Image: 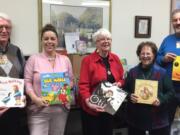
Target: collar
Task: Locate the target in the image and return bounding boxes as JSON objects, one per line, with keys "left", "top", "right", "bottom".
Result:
{"left": 92, "top": 50, "right": 114, "bottom": 63}
{"left": 0, "top": 42, "right": 9, "bottom": 55}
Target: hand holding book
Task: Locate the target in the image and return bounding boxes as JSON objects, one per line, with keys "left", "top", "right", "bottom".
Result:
{"left": 33, "top": 97, "right": 49, "bottom": 107}
{"left": 130, "top": 93, "right": 160, "bottom": 106}
{"left": 89, "top": 81, "right": 127, "bottom": 115}
{"left": 130, "top": 93, "right": 138, "bottom": 104}
{"left": 85, "top": 98, "right": 105, "bottom": 112}
{"left": 0, "top": 107, "right": 9, "bottom": 116}
{"left": 152, "top": 98, "right": 160, "bottom": 106}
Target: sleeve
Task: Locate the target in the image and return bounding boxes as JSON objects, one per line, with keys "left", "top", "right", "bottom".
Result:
{"left": 78, "top": 57, "right": 91, "bottom": 101}
{"left": 123, "top": 70, "right": 135, "bottom": 100}
{"left": 158, "top": 73, "right": 175, "bottom": 105}
{"left": 65, "top": 56, "right": 74, "bottom": 87}
{"left": 17, "top": 47, "right": 26, "bottom": 78}
{"left": 24, "top": 55, "right": 35, "bottom": 93}
{"left": 117, "top": 57, "right": 125, "bottom": 86}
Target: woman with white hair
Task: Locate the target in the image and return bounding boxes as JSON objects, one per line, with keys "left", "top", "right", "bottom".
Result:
{"left": 78, "top": 28, "right": 124, "bottom": 135}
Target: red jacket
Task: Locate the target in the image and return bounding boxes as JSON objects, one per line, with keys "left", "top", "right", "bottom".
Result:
{"left": 78, "top": 51, "right": 124, "bottom": 115}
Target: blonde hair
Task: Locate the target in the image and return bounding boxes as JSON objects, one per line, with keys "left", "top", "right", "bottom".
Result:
{"left": 92, "top": 28, "right": 111, "bottom": 42}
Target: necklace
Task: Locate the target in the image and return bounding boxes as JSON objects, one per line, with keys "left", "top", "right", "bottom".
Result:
{"left": 48, "top": 57, "right": 55, "bottom": 62}
{"left": 107, "top": 69, "right": 111, "bottom": 75}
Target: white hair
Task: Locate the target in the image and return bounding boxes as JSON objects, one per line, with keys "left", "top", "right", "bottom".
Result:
{"left": 0, "top": 12, "right": 12, "bottom": 25}
{"left": 92, "top": 28, "right": 111, "bottom": 42}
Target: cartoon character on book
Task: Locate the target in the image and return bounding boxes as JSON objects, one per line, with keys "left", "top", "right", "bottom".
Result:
{"left": 13, "top": 85, "right": 22, "bottom": 105}
{"left": 139, "top": 86, "right": 153, "bottom": 100}
{"left": 43, "top": 92, "right": 55, "bottom": 103}
{"left": 104, "top": 90, "right": 114, "bottom": 103}
{"left": 172, "top": 56, "right": 180, "bottom": 81}
{"left": 1, "top": 92, "right": 12, "bottom": 104}
{"left": 58, "top": 84, "right": 71, "bottom": 104}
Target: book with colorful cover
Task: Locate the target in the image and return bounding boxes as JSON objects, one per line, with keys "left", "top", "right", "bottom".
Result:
{"left": 0, "top": 77, "right": 25, "bottom": 107}
{"left": 172, "top": 56, "right": 180, "bottom": 81}
{"left": 89, "top": 81, "right": 127, "bottom": 115}
{"left": 134, "top": 79, "right": 158, "bottom": 104}
{"left": 41, "top": 72, "right": 72, "bottom": 105}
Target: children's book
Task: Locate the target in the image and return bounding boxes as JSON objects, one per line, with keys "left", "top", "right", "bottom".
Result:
{"left": 41, "top": 72, "right": 72, "bottom": 105}
{"left": 0, "top": 77, "right": 24, "bottom": 107}
{"left": 134, "top": 79, "right": 158, "bottom": 104}
{"left": 89, "top": 81, "right": 127, "bottom": 115}
{"left": 172, "top": 56, "right": 180, "bottom": 81}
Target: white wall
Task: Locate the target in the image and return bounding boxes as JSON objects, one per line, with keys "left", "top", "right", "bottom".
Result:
{"left": 0, "top": 0, "right": 39, "bottom": 55}
{"left": 111, "top": 0, "right": 171, "bottom": 66}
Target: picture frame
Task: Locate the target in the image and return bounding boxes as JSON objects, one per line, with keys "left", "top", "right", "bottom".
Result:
{"left": 171, "top": 0, "right": 180, "bottom": 11}
{"left": 134, "top": 16, "right": 152, "bottom": 38}
{"left": 40, "top": 0, "right": 111, "bottom": 53}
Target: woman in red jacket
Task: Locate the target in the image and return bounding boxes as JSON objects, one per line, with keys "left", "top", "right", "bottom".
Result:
{"left": 78, "top": 28, "right": 124, "bottom": 135}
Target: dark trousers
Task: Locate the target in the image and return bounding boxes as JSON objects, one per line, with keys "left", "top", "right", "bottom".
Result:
{"left": 0, "top": 108, "right": 29, "bottom": 135}
{"left": 81, "top": 109, "right": 113, "bottom": 135}
{"left": 128, "top": 125, "right": 170, "bottom": 135}
{"left": 168, "top": 97, "right": 176, "bottom": 125}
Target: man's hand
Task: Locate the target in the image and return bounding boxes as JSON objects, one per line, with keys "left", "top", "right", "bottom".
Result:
{"left": 163, "top": 53, "right": 176, "bottom": 63}
{"left": 0, "top": 107, "right": 9, "bottom": 116}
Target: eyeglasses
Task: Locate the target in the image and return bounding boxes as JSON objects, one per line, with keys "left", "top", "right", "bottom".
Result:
{"left": 0, "top": 25, "right": 11, "bottom": 32}
{"left": 97, "top": 37, "right": 112, "bottom": 42}
{"left": 140, "top": 53, "right": 152, "bottom": 57}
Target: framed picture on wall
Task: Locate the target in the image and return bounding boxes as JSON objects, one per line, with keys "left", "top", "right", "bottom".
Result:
{"left": 134, "top": 16, "right": 152, "bottom": 38}
{"left": 41, "top": 0, "right": 110, "bottom": 53}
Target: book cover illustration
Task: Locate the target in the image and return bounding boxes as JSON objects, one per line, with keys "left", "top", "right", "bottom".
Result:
{"left": 134, "top": 79, "right": 158, "bottom": 104}
{"left": 0, "top": 77, "right": 24, "bottom": 107}
{"left": 172, "top": 56, "right": 180, "bottom": 81}
{"left": 41, "top": 72, "right": 72, "bottom": 105}
{"left": 89, "top": 81, "right": 127, "bottom": 115}
{"left": 75, "top": 40, "right": 87, "bottom": 55}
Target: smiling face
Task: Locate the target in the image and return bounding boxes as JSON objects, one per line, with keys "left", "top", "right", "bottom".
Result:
{"left": 96, "top": 35, "right": 112, "bottom": 56}
{"left": 172, "top": 12, "right": 180, "bottom": 35}
{"left": 139, "top": 45, "right": 155, "bottom": 68}
{"left": 0, "top": 18, "right": 11, "bottom": 46}
{"left": 42, "top": 31, "right": 58, "bottom": 55}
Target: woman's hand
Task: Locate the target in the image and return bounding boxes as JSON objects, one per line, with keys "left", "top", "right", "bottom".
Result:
{"left": 85, "top": 98, "right": 105, "bottom": 112}
{"left": 113, "top": 82, "right": 122, "bottom": 88}
{"left": 33, "top": 97, "right": 49, "bottom": 107}
{"left": 152, "top": 98, "right": 160, "bottom": 106}
{"left": 130, "top": 93, "right": 138, "bottom": 103}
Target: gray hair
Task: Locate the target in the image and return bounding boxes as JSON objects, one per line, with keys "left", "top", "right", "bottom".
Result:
{"left": 0, "top": 12, "right": 12, "bottom": 25}
{"left": 171, "top": 9, "right": 180, "bottom": 19}
{"left": 92, "top": 28, "right": 111, "bottom": 42}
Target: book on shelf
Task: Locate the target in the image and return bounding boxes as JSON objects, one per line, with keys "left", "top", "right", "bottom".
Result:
{"left": 40, "top": 72, "right": 72, "bottom": 105}
{"left": 172, "top": 56, "right": 180, "bottom": 81}
{"left": 64, "top": 32, "right": 79, "bottom": 54}
{"left": 134, "top": 79, "right": 158, "bottom": 104}
{"left": 89, "top": 81, "right": 127, "bottom": 115}
{"left": 0, "top": 77, "right": 25, "bottom": 107}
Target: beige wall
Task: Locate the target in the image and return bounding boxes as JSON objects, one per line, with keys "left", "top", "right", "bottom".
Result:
{"left": 111, "top": 0, "right": 171, "bottom": 66}
{"left": 0, "top": 0, "right": 39, "bottom": 55}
